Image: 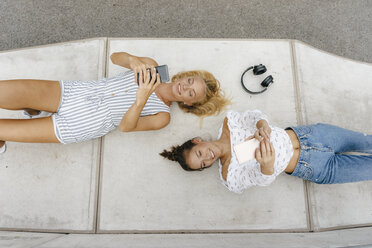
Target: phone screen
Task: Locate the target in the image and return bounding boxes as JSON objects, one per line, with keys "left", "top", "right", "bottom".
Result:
{"left": 155, "top": 65, "right": 170, "bottom": 83}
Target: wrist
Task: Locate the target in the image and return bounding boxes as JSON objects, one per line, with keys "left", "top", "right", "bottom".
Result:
{"left": 261, "top": 163, "right": 274, "bottom": 175}
{"left": 128, "top": 55, "right": 137, "bottom": 68}
{"left": 261, "top": 167, "right": 274, "bottom": 175}
{"left": 134, "top": 98, "right": 146, "bottom": 107}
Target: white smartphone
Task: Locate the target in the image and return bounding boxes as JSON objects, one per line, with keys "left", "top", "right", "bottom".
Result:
{"left": 233, "top": 138, "right": 260, "bottom": 164}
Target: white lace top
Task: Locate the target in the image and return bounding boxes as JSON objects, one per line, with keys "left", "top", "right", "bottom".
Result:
{"left": 217, "top": 110, "right": 293, "bottom": 194}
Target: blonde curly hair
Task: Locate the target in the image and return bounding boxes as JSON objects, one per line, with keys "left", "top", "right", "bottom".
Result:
{"left": 172, "top": 70, "right": 230, "bottom": 117}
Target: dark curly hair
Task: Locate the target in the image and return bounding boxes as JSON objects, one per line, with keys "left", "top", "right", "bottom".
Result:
{"left": 160, "top": 139, "right": 199, "bottom": 171}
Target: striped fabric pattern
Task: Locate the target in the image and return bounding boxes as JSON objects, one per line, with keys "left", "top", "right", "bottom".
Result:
{"left": 52, "top": 71, "right": 170, "bottom": 144}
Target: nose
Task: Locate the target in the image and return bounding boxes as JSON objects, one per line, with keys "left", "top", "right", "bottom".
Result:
{"left": 182, "top": 83, "right": 191, "bottom": 91}
{"left": 203, "top": 150, "right": 212, "bottom": 160}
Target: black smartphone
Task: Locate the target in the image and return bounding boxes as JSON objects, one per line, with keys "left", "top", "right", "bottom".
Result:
{"left": 137, "top": 65, "right": 170, "bottom": 84}
{"left": 155, "top": 65, "right": 170, "bottom": 82}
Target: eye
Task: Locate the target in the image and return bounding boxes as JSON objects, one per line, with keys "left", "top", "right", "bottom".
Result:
{"left": 188, "top": 78, "right": 192, "bottom": 84}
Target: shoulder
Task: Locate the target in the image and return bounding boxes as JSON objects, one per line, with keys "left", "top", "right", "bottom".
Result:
{"left": 222, "top": 111, "right": 236, "bottom": 126}
{"left": 221, "top": 159, "right": 230, "bottom": 181}
{"left": 158, "top": 111, "right": 170, "bottom": 120}
{"left": 222, "top": 116, "right": 229, "bottom": 129}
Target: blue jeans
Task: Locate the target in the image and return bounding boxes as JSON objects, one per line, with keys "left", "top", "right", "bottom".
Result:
{"left": 287, "top": 123, "right": 372, "bottom": 184}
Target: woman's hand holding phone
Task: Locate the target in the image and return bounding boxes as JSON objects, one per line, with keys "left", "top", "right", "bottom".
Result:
{"left": 135, "top": 66, "right": 160, "bottom": 105}
{"left": 129, "top": 56, "right": 152, "bottom": 85}
{"left": 244, "top": 124, "right": 271, "bottom": 143}
{"left": 255, "top": 120, "right": 272, "bottom": 140}
{"left": 254, "top": 129, "right": 275, "bottom": 175}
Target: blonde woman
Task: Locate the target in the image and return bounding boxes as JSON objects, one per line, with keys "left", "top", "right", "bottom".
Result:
{"left": 0, "top": 52, "right": 229, "bottom": 153}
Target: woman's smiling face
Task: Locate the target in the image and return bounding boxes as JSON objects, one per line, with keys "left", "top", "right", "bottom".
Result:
{"left": 172, "top": 76, "right": 207, "bottom": 106}
{"left": 185, "top": 138, "right": 221, "bottom": 170}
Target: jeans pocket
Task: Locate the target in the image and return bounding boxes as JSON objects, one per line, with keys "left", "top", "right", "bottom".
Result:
{"left": 298, "top": 126, "right": 313, "bottom": 138}
{"left": 298, "top": 163, "right": 314, "bottom": 181}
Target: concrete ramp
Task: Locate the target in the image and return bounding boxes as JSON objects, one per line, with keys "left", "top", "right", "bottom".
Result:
{"left": 293, "top": 41, "right": 372, "bottom": 230}
{"left": 2, "top": 228, "right": 372, "bottom": 248}
{"left": 0, "top": 38, "right": 371, "bottom": 234}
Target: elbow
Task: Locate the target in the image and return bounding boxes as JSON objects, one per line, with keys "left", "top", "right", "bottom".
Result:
{"left": 110, "top": 53, "right": 118, "bottom": 65}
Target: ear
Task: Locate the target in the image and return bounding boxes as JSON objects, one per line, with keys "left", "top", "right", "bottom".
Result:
{"left": 191, "top": 137, "right": 202, "bottom": 144}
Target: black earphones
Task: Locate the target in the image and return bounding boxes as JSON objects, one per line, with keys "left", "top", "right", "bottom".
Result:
{"left": 240, "top": 64, "right": 274, "bottom": 95}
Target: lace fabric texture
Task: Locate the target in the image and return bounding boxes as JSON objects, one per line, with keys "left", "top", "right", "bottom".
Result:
{"left": 217, "top": 110, "right": 294, "bottom": 194}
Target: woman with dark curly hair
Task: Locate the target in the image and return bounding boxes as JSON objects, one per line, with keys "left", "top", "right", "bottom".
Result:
{"left": 161, "top": 110, "right": 372, "bottom": 194}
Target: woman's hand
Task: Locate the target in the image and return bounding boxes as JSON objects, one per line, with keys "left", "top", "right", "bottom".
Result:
{"left": 254, "top": 119, "right": 272, "bottom": 140}
{"left": 110, "top": 52, "right": 158, "bottom": 82}
{"left": 245, "top": 126, "right": 271, "bottom": 142}
{"left": 135, "top": 66, "right": 160, "bottom": 105}
{"left": 255, "top": 130, "right": 275, "bottom": 175}
{"left": 129, "top": 56, "right": 153, "bottom": 85}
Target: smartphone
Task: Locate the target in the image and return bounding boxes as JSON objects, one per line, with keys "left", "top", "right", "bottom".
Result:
{"left": 233, "top": 138, "right": 260, "bottom": 164}
{"left": 137, "top": 65, "right": 170, "bottom": 84}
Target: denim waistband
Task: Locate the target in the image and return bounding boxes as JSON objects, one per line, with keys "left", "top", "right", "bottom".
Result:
{"left": 286, "top": 125, "right": 312, "bottom": 139}
{"left": 284, "top": 126, "right": 312, "bottom": 177}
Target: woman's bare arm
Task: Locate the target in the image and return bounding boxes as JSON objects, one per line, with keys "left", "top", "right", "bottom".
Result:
{"left": 111, "top": 52, "right": 159, "bottom": 84}
{"left": 118, "top": 112, "right": 170, "bottom": 132}
{"left": 117, "top": 67, "right": 169, "bottom": 132}
{"left": 110, "top": 52, "right": 158, "bottom": 69}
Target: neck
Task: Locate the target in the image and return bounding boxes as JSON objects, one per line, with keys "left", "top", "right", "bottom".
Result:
{"left": 156, "top": 83, "right": 178, "bottom": 104}
{"left": 212, "top": 138, "right": 230, "bottom": 160}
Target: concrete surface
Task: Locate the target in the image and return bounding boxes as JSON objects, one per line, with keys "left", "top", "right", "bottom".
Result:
{"left": 2, "top": 227, "right": 372, "bottom": 248}
{"left": 0, "top": 39, "right": 106, "bottom": 232}
{"left": 98, "top": 39, "right": 307, "bottom": 232}
{"left": 293, "top": 41, "right": 372, "bottom": 230}
{"left": 0, "top": 231, "right": 63, "bottom": 248}
{"left": 0, "top": 0, "right": 371, "bottom": 64}
{"left": 0, "top": 38, "right": 371, "bottom": 236}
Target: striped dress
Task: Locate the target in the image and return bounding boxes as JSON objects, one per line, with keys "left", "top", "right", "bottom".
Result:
{"left": 52, "top": 71, "right": 170, "bottom": 144}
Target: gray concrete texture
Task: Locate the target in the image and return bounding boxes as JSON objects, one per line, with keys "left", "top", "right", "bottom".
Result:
{"left": 1, "top": 38, "right": 372, "bottom": 234}
{"left": 0, "top": 0, "right": 371, "bottom": 63}
{"left": 2, "top": 228, "right": 372, "bottom": 248}
{"left": 100, "top": 39, "right": 307, "bottom": 232}
{"left": 0, "top": 39, "right": 106, "bottom": 232}
{"left": 294, "top": 42, "right": 372, "bottom": 230}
